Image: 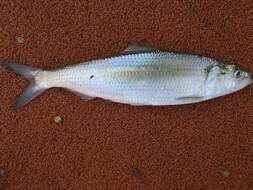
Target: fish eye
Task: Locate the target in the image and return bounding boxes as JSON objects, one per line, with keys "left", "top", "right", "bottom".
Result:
{"left": 234, "top": 70, "right": 243, "bottom": 78}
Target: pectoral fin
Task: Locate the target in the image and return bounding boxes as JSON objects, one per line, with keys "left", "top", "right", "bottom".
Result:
{"left": 122, "top": 42, "right": 161, "bottom": 54}
{"left": 176, "top": 96, "right": 204, "bottom": 103}
{"left": 80, "top": 95, "right": 95, "bottom": 101}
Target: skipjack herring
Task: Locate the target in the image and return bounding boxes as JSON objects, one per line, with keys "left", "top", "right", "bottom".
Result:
{"left": 2, "top": 43, "right": 252, "bottom": 111}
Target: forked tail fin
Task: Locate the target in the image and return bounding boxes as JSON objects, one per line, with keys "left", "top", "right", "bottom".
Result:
{"left": 1, "top": 61, "right": 48, "bottom": 111}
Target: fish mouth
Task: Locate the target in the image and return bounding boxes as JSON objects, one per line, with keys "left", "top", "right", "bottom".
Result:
{"left": 250, "top": 73, "right": 253, "bottom": 81}
{"left": 249, "top": 73, "right": 253, "bottom": 84}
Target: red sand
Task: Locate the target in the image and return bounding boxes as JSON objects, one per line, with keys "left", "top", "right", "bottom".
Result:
{"left": 0, "top": 1, "right": 252, "bottom": 189}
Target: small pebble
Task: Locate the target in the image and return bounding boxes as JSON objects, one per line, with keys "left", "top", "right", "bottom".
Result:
{"left": 15, "top": 36, "right": 25, "bottom": 44}
{"left": 222, "top": 170, "right": 230, "bottom": 177}
{"left": 95, "top": 121, "right": 103, "bottom": 128}
{"left": 131, "top": 167, "right": 142, "bottom": 177}
{"left": 0, "top": 168, "right": 7, "bottom": 177}
{"left": 54, "top": 116, "right": 62, "bottom": 123}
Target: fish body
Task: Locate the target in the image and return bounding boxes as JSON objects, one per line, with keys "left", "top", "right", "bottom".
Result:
{"left": 44, "top": 52, "right": 212, "bottom": 105}
{"left": 2, "top": 43, "right": 252, "bottom": 110}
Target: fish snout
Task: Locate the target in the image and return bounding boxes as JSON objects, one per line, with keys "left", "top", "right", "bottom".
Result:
{"left": 249, "top": 72, "right": 253, "bottom": 81}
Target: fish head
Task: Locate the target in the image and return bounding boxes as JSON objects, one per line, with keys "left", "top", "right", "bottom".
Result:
{"left": 205, "top": 63, "right": 252, "bottom": 97}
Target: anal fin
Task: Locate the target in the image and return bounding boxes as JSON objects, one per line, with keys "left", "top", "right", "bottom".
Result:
{"left": 69, "top": 90, "right": 95, "bottom": 101}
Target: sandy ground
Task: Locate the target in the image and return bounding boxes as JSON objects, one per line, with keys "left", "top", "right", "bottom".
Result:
{"left": 0, "top": 0, "right": 252, "bottom": 189}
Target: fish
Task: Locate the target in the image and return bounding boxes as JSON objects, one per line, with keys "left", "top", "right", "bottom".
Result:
{"left": 1, "top": 42, "right": 252, "bottom": 111}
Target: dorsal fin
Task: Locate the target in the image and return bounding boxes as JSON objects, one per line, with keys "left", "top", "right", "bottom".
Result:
{"left": 122, "top": 42, "right": 161, "bottom": 54}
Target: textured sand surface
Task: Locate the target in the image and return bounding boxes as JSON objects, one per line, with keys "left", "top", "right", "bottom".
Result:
{"left": 0, "top": 0, "right": 252, "bottom": 189}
